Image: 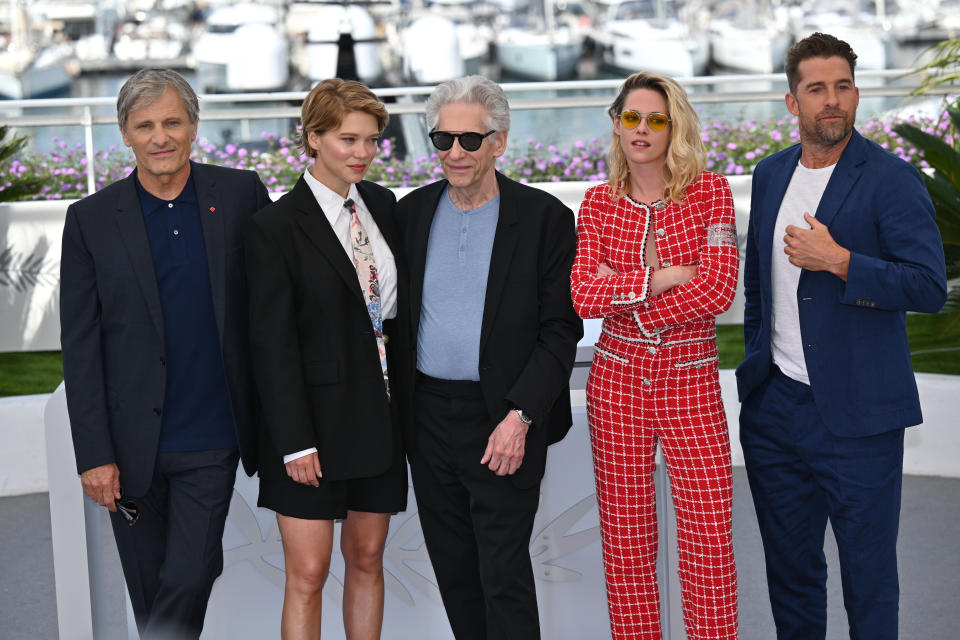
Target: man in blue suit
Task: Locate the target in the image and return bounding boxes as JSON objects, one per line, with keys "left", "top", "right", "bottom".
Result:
{"left": 60, "top": 68, "right": 270, "bottom": 638}
{"left": 736, "top": 33, "right": 947, "bottom": 639}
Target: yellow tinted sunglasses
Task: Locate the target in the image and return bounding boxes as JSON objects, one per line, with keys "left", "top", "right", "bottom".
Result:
{"left": 618, "top": 110, "right": 671, "bottom": 132}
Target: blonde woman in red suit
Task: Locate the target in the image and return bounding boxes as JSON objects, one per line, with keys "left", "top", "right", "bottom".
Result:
{"left": 570, "top": 72, "right": 740, "bottom": 639}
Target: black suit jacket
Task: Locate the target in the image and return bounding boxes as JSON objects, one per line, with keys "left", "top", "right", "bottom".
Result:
{"left": 244, "top": 177, "right": 411, "bottom": 482}
{"left": 60, "top": 162, "right": 272, "bottom": 496}
{"left": 397, "top": 172, "right": 583, "bottom": 487}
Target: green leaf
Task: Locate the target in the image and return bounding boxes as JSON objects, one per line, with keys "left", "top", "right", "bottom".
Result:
{"left": 0, "top": 125, "right": 30, "bottom": 164}
{"left": 0, "top": 179, "right": 47, "bottom": 203}
{"left": 894, "top": 123, "right": 960, "bottom": 184}
{"left": 910, "top": 38, "right": 960, "bottom": 94}
{"left": 948, "top": 101, "right": 960, "bottom": 135}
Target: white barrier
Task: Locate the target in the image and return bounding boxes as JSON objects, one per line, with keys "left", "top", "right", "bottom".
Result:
{"left": 0, "top": 199, "right": 71, "bottom": 352}
{"left": 43, "top": 370, "right": 960, "bottom": 639}
{"left": 45, "top": 384, "right": 622, "bottom": 640}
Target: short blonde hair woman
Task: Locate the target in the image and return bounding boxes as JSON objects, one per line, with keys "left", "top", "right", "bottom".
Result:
{"left": 245, "top": 78, "right": 409, "bottom": 640}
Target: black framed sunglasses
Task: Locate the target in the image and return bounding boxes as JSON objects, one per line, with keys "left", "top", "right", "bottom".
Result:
{"left": 618, "top": 110, "right": 672, "bottom": 132}
{"left": 115, "top": 491, "right": 140, "bottom": 527}
{"left": 428, "top": 130, "right": 496, "bottom": 152}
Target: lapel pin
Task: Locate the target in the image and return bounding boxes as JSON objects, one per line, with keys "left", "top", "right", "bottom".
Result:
{"left": 209, "top": 206, "right": 216, "bottom": 213}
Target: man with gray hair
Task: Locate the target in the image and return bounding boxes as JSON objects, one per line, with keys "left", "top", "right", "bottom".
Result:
{"left": 60, "top": 68, "right": 270, "bottom": 638}
{"left": 396, "top": 75, "right": 582, "bottom": 639}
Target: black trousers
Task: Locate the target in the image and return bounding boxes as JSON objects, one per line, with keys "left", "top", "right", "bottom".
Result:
{"left": 410, "top": 373, "right": 542, "bottom": 640}
{"left": 109, "top": 448, "right": 239, "bottom": 640}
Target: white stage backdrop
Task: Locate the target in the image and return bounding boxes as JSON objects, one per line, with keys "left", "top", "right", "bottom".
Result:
{"left": 205, "top": 406, "right": 613, "bottom": 640}
{"left": 45, "top": 383, "right": 696, "bottom": 640}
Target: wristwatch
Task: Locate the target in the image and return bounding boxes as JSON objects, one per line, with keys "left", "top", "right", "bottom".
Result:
{"left": 513, "top": 408, "right": 533, "bottom": 424}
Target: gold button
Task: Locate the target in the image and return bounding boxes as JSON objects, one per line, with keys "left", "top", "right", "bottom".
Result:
{"left": 382, "top": 333, "right": 389, "bottom": 344}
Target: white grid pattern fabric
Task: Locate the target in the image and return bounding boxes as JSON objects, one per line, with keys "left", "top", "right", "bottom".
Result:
{"left": 570, "top": 172, "right": 739, "bottom": 339}
{"left": 571, "top": 171, "right": 739, "bottom": 639}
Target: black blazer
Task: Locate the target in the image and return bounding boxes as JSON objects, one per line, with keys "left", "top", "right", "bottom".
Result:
{"left": 60, "top": 162, "right": 272, "bottom": 496}
{"left": 397, "top": 172, "right": 583, "bottom": 487}
{"left": 244, "top": 177, "right": 411, "bottom": 482}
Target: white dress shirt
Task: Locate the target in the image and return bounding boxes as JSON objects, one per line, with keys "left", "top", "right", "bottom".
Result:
{"left": 285, "top": 171, "right": 397, "bottom": 464}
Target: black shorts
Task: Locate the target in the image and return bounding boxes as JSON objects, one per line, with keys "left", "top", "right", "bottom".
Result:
{"left": 258, "top": 442, "right": 407, "bottom": 520}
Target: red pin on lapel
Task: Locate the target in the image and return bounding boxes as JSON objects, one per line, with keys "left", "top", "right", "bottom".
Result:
{"left": 209, "top": 206, "right": 216, "bottom": 213}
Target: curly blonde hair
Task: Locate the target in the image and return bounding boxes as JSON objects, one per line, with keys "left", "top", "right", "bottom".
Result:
{"left": 606, "top": 72, "right": 705, "bottom": 204}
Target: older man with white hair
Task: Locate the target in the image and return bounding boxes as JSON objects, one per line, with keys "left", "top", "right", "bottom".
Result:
{"left": 396, "top": 75, "right": 582, "bottom": 640}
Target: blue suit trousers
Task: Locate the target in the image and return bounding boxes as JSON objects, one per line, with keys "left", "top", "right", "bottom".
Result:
{"left": 740, "top": 366, "right": 904, "bottom": 640}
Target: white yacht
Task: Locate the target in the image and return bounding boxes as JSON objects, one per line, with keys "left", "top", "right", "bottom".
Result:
{"left": 113, "top": 14, "right": 187, "bottom": 63}
{"left": 709, "top": 0, "right": 792, "bottom": 73}
{"left": 403, "top": 15, "right": 464, "bottom": 85}
{"left": 287, "top": 2, "right": 385, "bottom": 86}
{"left": 0, "top": 1, "right": 73, "bottom": 99}
{"left": 589, "top": 0, "right": 708, "bottom": 77}
{"left": 792, "top": 1, "right": 890, "bottom": 71}
{"left": 192, "top": 3, "right": 289, "bottom": 92}
{"left": 496, "top": 0, "right": 583, "bottom": 80}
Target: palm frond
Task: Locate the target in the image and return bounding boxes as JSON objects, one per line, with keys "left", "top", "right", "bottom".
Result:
{"left": 0, "top": 125, "right": 44, "bottom": 202}
{"left": 909, "top": 38, "right": 960, "bottom": 95}
{"left": 0, "top": 125, "right": 30, "bottom": 163}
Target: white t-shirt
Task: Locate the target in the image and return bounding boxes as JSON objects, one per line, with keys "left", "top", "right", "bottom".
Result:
{"left": 770, "top": 161, "right": 836, "bottom": 385}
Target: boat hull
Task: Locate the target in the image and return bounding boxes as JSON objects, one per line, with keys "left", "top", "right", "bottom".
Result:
{"left": 496, "top": 38, "right": 581, "bottom": 80}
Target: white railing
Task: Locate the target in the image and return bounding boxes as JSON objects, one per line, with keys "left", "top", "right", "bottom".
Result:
{"left": 2, "top": 69, "right": 953, "bottom": 196}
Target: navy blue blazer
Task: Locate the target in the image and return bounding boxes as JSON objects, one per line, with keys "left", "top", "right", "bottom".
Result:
{"left": 60, "top": 162, "right": 271, "bottom": 496}
{"left": 736, "top": 129, "right": 947, "bottom": 437}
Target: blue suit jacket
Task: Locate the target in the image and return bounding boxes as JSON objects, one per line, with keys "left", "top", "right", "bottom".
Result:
{"left": 60, "top": 162, "right": 271, "bottom": 496}
{"left": 735, "top": 130, "right": 947, "bottom": 437}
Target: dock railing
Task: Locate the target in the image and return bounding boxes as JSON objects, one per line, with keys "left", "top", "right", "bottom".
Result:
{"left": 1, "top": 69, "right": 954, "bottom": 196}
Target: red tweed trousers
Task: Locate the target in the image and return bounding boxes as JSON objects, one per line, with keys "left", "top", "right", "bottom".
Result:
{"left": 587, "top": 336, "right": 738, "bottom": 640}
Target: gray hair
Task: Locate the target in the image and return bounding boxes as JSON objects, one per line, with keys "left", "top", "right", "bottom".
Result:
{"left": 424, "top": 75, "right": 510, "bottom": 133}
{"left": 116, "top": 68, "right": 199, "bottom": 131}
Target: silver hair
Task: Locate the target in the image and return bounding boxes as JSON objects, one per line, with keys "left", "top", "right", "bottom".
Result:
{"left": 424, "top": 75, "right": 511, "bottom": 133}
{"left": 116, "top": 68, "right": 199, "bottom": 131}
